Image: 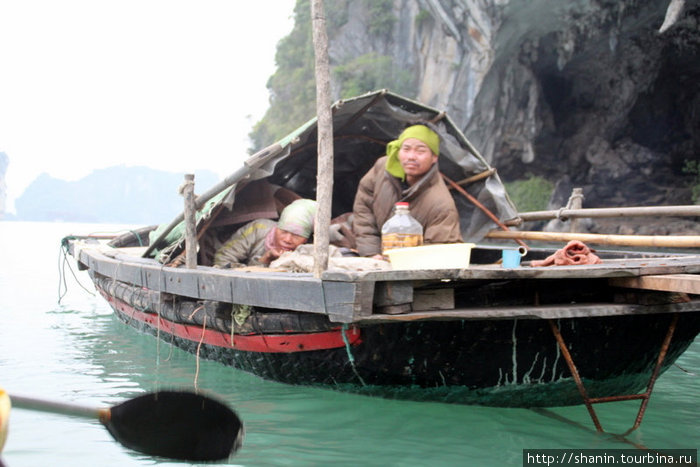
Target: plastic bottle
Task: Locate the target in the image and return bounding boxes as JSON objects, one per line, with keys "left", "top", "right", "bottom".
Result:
{"left": 381, "top": 202, "right": 424, "bottom": 253}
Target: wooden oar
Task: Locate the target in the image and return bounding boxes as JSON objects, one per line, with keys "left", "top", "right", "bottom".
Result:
{"left": 0, "top": 388, "right": 9, "bottom": 455}
{"left": 10, "top": 390, "right": 243, "bottom": 462}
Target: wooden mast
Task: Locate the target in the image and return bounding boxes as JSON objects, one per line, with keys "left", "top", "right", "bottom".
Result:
{"left": 311, "top": 0, "right": 334, "bottom": 277}
{"left": 182, "top": 174, "right": 197, "bottom": 269}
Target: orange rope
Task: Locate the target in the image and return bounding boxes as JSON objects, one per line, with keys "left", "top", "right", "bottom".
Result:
{"left": 441, "top": 172, "right": 528, "bottom": 249}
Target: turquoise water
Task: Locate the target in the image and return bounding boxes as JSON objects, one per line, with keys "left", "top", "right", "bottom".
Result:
{"left": 1, "top": 221, "right": 698, "bottom": 466}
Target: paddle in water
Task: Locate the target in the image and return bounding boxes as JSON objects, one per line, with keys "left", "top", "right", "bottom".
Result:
{"left": 9, "top": 390, "right": 244, "bottom": 461}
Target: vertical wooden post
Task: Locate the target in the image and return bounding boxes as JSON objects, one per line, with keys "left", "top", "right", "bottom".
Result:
{"left": 569, "top": 187, "right": 583, "bottom": 233}
{"left": 182, "top": 174, "right": 198, "bottom": 269}
{"left": 311, "top": 0, "right": 334, "bottom": 278}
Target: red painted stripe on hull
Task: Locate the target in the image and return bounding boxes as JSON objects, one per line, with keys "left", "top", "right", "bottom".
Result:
{"left": 97, "top": 288, "right": 361, "bottom": 353}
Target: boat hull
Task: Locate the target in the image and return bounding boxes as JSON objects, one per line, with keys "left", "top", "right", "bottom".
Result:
{"left": 97, "top": 281, "right": 700, "bottom": 407}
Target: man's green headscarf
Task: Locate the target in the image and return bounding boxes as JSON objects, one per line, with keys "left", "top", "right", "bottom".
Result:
{"left": 385, "top": 124, "right": 440, "bottom": 180}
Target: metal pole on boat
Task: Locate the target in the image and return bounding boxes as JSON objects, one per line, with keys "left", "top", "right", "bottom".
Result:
{"left": 311, "top": 0, "right": 333, "bottom": 277}
{"left": 182, "top": 174, "right": 198, "bottom": 269}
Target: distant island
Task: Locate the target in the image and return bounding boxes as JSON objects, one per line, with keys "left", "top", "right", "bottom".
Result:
{"left": 11, "top": 165, "right": 220, "bottom": 225}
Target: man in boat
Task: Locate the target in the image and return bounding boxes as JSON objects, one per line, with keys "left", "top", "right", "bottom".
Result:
{"left": 214, "top": 198, "right": 317, "bottom": 268}
{"left": 352, "top": 124, "right": 462, "bottom": 257}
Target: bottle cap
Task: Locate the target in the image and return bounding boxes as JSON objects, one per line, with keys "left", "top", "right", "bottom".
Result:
{"left": 395, "top": 202, "right": 409, "bottom": 208}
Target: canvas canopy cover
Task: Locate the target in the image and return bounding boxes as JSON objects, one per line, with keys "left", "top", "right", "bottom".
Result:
{"left": 147, "top": 89, "right": 519, "bottom": 263}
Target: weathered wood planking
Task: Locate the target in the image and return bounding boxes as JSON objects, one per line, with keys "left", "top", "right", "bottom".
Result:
{"left": 610, "top": 274, "right": 700, "bottom": 295}
{"left": 357, "top": 299, "right": 700, "bottom": 323}
{"left": 373, "top": 281, "right": 413, "bottom": 307}
{"left": 413, "top": 288, "right": 455, "bottom": 310}
{"left": 73, "top": 241, "right": 700, "bottom": 323}
{"left": 323, "top": 280, "right": 375, "bottom": 321}
{"left": 76, "top": 245, "right": 370, "bottom": 322}
{"left": 322, "top": 255, "right": 700, "bottom": 281}
{"left": 372, "top": 283, "right": 454, "bottom": 312}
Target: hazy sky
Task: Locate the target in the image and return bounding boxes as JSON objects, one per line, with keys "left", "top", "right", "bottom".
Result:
{"left": 0, "top": 0, "right": 296, "bottom": 213}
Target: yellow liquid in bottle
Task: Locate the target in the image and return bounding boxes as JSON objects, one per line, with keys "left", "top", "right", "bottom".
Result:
{"left": 381, "top": 233, "right": 423, "bottom": 252}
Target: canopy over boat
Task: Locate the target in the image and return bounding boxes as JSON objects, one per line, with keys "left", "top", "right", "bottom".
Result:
{"left": 148, "top": 89, "right": 519, "bottom": 262}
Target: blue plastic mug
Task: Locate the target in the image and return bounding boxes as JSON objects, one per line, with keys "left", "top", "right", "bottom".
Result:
{"left": 502, "top": 248, "right": 526, "bottom": 268}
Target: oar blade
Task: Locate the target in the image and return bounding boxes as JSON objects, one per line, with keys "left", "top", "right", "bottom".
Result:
{"left": 105, "top": 391, "right": 243, "bottom": 461}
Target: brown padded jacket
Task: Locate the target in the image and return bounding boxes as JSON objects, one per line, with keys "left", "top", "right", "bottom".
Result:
{"left": 352, "top": 156, "right": 463, "bottom": 256}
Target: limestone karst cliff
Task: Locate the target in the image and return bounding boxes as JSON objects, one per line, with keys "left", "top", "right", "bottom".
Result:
{"left": 254, "top": 0, "right": 699, "bottom": 233}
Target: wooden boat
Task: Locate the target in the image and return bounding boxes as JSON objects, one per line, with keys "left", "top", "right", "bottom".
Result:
{"left": 64, "top": 91, "right": 700, "bottom": 425}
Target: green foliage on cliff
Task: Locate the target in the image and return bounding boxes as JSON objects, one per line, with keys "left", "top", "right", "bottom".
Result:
{"left": 366, "top": 0, "right": 396, "bottom": 38}
{"left": 415, "top": 9, "right": 432, "bottom": 29}
{"left": 248, "top": 0, "right": 415, "bottom": 153}
{"left": 248, "top": 0, "right": 316, "bottom": 152}
{"left": 334, "top": 53, "right": 414, "bottom": 99}
{"left": 504, "top": 175, "right": 554, "bottom": 213}
{"left": 327, "top": 0, "right": 350, "bottom": 30}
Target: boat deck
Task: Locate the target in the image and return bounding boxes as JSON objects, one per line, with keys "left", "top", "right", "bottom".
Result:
{"left": 71, "top": 241, "right": 700, "bottom": 323}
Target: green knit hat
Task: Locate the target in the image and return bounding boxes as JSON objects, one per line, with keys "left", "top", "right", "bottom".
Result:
{"left": 278, "top": 199, "right": 317, "bottom": 238}
{"left": 385, "top": 125, "right": 440, "bottom": 180}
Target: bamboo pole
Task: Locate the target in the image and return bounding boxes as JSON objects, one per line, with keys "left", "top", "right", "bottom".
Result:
{"left": 510, "top": 205, "right": 700, "bottom": 224}
{"left": 486, "top": 230, "right": 700, "bottom": 248}
{"left": 568, "top": 188, "right": 583, "bottom": 233}
{"left": 311, "top": 0, "right": 333, "bottom": 277}
{"left": 450, "top": 168, "right": 496, "bottom": 187}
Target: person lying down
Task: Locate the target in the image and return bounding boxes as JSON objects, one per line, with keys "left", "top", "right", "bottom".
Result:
{"left": 213, "top": 199, "right": 389, "bottom": 273}
{"left": 213, "top": 199, "right": 318, "bottom": 269}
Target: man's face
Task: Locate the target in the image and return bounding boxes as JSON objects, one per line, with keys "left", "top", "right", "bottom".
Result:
{"left": 398, "top": 137, "right": 437, "bottom": 184}
{"left": 274, "top": 228, "right": 308, "bottom": 251}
